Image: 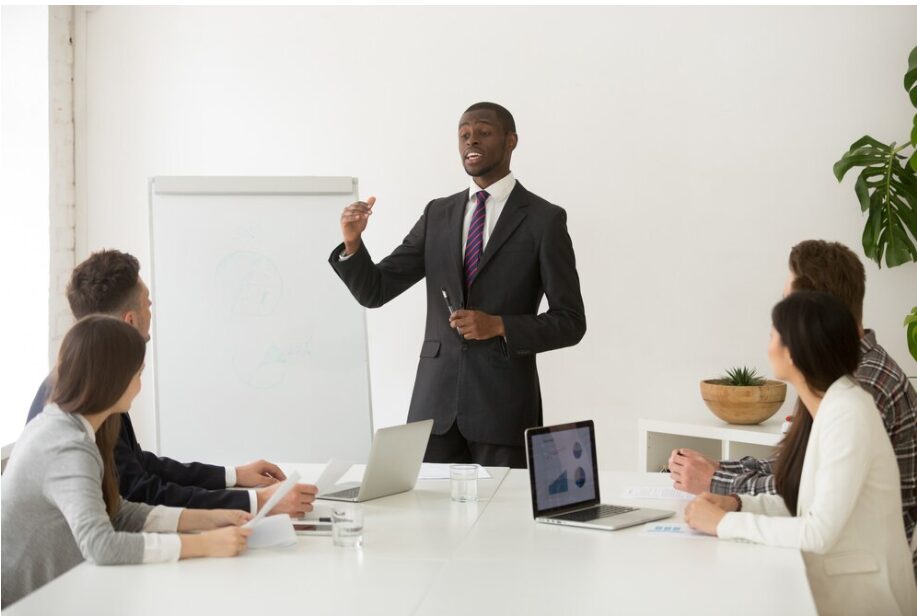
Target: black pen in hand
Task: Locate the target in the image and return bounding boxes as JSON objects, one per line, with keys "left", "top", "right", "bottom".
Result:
{"left": 441, "top": 288, "right": 462, "bottom": 338}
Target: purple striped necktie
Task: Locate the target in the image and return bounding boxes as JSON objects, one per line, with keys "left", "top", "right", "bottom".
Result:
{"left": 463, "top": 189, "right": 489, "bottom": 290}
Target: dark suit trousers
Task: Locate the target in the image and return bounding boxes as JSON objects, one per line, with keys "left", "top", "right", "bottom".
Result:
{"left": 424, "top": 421, "right": 527, "bottom": 469}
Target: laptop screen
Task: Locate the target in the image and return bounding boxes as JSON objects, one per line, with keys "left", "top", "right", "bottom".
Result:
{"left": 526, "top": 420, "right": 600, "bottom": 517}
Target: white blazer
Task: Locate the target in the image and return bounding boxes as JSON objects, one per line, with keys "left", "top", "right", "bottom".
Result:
{"left": 717, "top": 376, "right": 917, "bottom": 616}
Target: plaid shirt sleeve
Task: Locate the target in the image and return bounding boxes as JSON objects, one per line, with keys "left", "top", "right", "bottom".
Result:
{"left": 710, "top": 456, "right": 778, "bottom": 495}
{"left": 870, "top": 385, "right": 917, "bottom": 541}
{"left": 854, "top": 346, "right": 917, "bottom": 547}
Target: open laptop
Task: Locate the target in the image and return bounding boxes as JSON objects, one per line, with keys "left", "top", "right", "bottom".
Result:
{"left": 318, "top": 419, "right": 434, "bottom": 502}
{"left": 525, "top": 420, "right": 673, "bottom": 530}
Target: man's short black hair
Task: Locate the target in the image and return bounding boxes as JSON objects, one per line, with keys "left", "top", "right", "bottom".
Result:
{"left": 464, "top": 102, "right": 516, "bottom": 134}
{"left": 67, "top": 249, "right": 141, "bottom": 319}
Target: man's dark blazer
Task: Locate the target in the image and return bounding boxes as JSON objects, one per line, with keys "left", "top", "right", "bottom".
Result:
{"left": 27, "top": 376, "right": 250, "bottom": 510}
{"left": 329, "top": 181, "right": 586, "bottom": 447}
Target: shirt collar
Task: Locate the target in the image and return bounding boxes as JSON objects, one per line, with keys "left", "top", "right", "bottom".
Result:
{"left": 860, "top": 329, "right": 877, "bottom": 353}
{"left": 75, "top": 411, "right": 97, "bottom": 443}
{"left": 43, "top": 402, "right": 97, "bottom": 443}
{"left": 468, "top": 171, "right": 516, "bottom": 203}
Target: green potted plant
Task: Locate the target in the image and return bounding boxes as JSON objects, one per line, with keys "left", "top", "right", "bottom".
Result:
{"left": 906, "top": 308, "right": 917, "bottom": 362}
{"left": 833, "top": 45, "right": 917, "bottom": 363}
{"left": 700, "top": 367, "right": 787, "bottom": 425}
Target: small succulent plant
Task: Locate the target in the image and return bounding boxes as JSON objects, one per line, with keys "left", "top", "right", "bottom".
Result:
{"left": 718, "top": 366, "right": 766, "bottom": 387}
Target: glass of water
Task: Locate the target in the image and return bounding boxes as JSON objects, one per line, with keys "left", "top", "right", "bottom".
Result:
{"left": 331, "top": 504, "right": 364, "bottom": 548}
{"left": 450, "top": 464, "right": 479, "bottom": 502}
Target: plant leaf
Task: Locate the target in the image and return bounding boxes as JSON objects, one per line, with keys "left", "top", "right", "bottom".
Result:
{"left": 855, "top": 172, "right": 871, "bottom": 211}
{"left": 862, "top": 198, "right": 882, "bottom": 262}
{"left": 849, "top": 135, "right": 893, "bottom": 151}
{"left": 847, "top": 144, "right": 917, "bottom": 268}
{"left": 905, "top": 307, "right": 917, "bottom": 326}
{"left": 720, "top": 366, "right": 764, "bottom": 386}
{"left": 887, "top": 222, "right": 917, "bottom": 267}
{"left": 905, "top": 306, "right": 917, "bottom": 363}
{"left": 896, "top": 221, "right": 917, "bottom": 251}
{"left": 840, "top": 47, "right": 917, "bottom": 269}
{"left": 909, "top": 44, "right": 917, "bottom": 107}
{"left": 834, "top": 149, "right": 892, "bottom": 181}
{"left": 911, "top": 114, "right": 917, "bottom": 171}
{"left": 886, "top": 241, "right": 913, "bottom": 267}
{"left": 862, "top": 167, "right": 890, "bottom": 178}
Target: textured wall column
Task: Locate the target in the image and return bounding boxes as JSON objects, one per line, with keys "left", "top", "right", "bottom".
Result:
{"left": 48, "top": 5, "right": 75, "bottom": 365}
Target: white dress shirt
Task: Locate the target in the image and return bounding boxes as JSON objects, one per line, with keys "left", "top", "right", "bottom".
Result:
{"left": 462, "top": 171, "right": 516, "bottom": 254}
{"left": 222, "top": 467, "right": 258, "bottom": 514}
{"left": 340, "top": 171, "right": 517, "bottom": 263}
{"left": 76, "top": 414, "right": 183, "bottom": 563}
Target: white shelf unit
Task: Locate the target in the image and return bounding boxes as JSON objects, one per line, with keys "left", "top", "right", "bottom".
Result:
{"left": 638, "top": 416, "right": 784, "bottom": 472}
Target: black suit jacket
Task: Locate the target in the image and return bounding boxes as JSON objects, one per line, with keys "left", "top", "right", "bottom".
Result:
{"left": 27, "top": 376, "right": 250, "bottom": 510}
{"left": 329, "top": 182, "right": 586, "bottom": 447}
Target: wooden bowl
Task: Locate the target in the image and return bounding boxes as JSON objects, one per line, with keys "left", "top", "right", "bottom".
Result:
{"left": 700, "top": 379, "right": 787, "bottom": 425}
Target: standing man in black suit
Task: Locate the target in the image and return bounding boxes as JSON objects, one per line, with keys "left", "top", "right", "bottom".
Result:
{"left": 329, "top": 102, "right": 586, "bottom": 468}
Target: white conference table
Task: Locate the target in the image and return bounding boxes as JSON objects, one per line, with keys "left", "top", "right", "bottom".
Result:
{"left": 5, "top": 465, "right": 816, "bottom": 615}
{"left": 415, "top": 471, "right": 816, "bottom": 615}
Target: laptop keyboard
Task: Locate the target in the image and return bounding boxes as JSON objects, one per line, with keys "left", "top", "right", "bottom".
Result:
{"left": 555, "top": 504, "right": 637, "bottom": 522}
{"left": 325, "top": 486, "right": 360, "bottom": 499}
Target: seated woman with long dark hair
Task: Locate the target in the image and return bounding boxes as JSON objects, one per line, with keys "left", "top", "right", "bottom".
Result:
{"left": 685, "top": 291, "right": 916, "bottom": 615}
{"left": 2, "top": 316, "right": 253, "bottom": 608}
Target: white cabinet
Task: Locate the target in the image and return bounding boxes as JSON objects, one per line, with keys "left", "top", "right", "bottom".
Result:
{"left": 638, "top": 416, "right": 784, "bottom": 472}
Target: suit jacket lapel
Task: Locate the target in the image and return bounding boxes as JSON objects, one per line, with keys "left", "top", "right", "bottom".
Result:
{"left": 475, "top": 182, "right": 528, "bottom": 277}
{"left": 448, "top": 189, "right": 469, "bottom": 302}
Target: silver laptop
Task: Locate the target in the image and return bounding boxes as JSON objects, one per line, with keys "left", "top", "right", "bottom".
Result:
{"left": 525, "top": 420, "right": 673, "bottom": 530}
{"left": 318, "top": 419, "right": 434, "bottom": 502}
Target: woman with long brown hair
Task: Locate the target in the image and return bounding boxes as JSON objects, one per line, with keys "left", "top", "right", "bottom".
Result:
{"left": 2, "top": 316, "right": 253, "bottom": 608}
{"left": 684, "top": 291, "right": 916, "bottom": 615}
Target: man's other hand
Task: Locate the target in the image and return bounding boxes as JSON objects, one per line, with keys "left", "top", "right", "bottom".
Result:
{"left": 449, "top": 309, "right": 505, "bottom": 341}
{"left": 668, "top": 448, "right": 719, "bottom": 495}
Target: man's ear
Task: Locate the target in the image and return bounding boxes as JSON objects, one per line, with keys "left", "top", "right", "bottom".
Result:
{"left": 122, "top": 310, "right": 136, "bottom": 327}
{"left": 506, "top": 132, "right": 518, "bottom": 153}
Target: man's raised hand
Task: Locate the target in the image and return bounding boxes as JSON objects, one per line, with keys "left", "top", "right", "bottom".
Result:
{"left": 340, "top": 196, "right": 376, "bottom": 255}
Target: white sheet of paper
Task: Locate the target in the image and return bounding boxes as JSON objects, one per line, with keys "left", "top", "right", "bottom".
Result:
{"left": 417, "top": 463, "right": 492, "bottom": 480}
{"left": 244, "top": 469, "right": 301, "bottom": 528}
{"left": 247, "top": 513, "right": 298, "bottom": 549}
{"left": 314, "top": 459, "right": 354, "bottom": 493}
{"left": 642, "top": 522, "right": 709, "bottom": 539}
{"left": 623, "top": 486, "right": 694, "bottom": 500}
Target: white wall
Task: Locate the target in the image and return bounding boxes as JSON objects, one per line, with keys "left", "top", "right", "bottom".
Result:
{"left": 1, "top": 6, "right": 48, "bottom": 447}
{"left": 76, "top": 6, "right": 917, "bottom": 470}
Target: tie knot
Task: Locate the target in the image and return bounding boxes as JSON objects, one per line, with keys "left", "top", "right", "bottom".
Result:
{"left": 475, "top": 190, "right": 489, "bottom": 206}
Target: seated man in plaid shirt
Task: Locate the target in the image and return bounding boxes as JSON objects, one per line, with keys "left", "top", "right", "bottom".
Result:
{"left": 669, "top": 240, "right": 916, "bottom": 572}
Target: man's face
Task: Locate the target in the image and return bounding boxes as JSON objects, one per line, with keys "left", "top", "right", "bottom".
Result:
{"left": 780, "top": 268, "right": 863, "bottom": 336}
{"left": 114, "top": 365, "right": 144, "bottom": 412}
{"left": 458, "top": 109, "right": 517, "bottom": 186}
{"left": 782, "top": 270, "right": 796, "bottom": 299}
{"left": 124, "top": 279, "right": 153, "bottom": 341}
